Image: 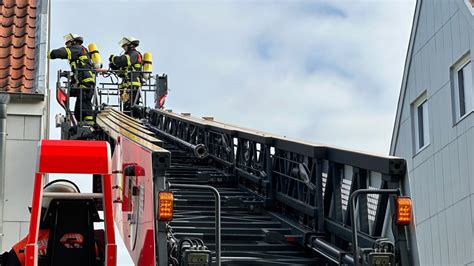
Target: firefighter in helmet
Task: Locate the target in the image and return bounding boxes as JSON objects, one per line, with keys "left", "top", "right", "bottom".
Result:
{"left": 108, "top": 37, "right": 143, "bottom": 116}
{"left": 49, "top": 33, "right": 96, "bottom": 124}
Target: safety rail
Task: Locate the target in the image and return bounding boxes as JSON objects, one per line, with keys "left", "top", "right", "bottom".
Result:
{"left": 56, "top": 69, "right": 167, "bottom": 125}
{"left": 146, "top": 108, "right": 413, "bottom": 265}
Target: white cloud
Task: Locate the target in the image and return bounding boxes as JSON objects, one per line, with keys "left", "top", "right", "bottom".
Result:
{"left": 48, "top": 0, "right": 416, "bottom": 263}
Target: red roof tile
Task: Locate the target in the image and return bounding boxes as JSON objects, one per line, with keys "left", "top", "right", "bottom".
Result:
{"left": 0, "top": 0, "right": 37, "bottom": 93}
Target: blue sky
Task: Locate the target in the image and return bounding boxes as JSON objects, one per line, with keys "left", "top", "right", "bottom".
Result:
{"left": 48, "top": 0, "right": 416, "bottom": 264}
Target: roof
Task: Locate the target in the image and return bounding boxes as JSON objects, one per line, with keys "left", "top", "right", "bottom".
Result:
{"left": 0, "top": 0, "right": 38, "bottom": 93}
{"left": 389, "top": 0, "right": 421, "bottom": 155}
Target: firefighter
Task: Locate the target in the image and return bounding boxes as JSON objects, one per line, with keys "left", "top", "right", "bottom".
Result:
{"left": 108, "top": 36, "right": 143, "bottom": 116}
{"left": 49, "top": 33, "right": 95, "bottom": 124}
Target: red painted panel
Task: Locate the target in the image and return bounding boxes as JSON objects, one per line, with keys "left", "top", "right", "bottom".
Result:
{"left": 38, "top": 140, "right": 111, "bottom": 174}
{"left": 111, "top": 137, "right": 156, "bottom": 266}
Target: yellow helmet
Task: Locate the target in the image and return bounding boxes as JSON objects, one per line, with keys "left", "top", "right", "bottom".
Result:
{"left": 119, "top": 36, "right": 139, "bottom": 48}
{"left": 63, "top": 33, "right": 83, "bottom": 45}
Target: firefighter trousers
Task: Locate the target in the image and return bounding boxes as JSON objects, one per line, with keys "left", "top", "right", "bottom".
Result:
{"left": 121, "top": 86, "right": 141, "bottom": 117}
{"left": 74, "top": 86, "right": 94, "bottom": 123}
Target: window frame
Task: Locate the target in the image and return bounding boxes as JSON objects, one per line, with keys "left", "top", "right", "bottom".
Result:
{"left": 451, "top": 53, "right": 474, "bottom": 124}
{"left": 412, "top": 92, "right": 430, "bottom": 155}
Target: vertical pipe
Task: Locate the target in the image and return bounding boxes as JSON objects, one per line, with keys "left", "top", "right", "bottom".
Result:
{"left": 0, "top": 94, "right": 10, "bottom": 187}
{"left": 0, "top": 94, "right": 9, "bottom": 250}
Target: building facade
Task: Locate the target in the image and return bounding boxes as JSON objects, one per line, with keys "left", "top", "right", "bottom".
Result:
{"left": 391, "top": 0, "right": 474, "bottom": 264}
{"left": 0, "top": 0, "right": 50, "bottom": 251}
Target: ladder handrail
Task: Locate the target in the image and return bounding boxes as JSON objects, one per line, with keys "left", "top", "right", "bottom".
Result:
{"left": 169, "top": 183, "right": 221, "bottom": 266}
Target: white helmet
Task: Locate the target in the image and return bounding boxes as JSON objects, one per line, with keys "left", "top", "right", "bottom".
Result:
{"left": 119, "top": 36, "right": 139, "bottom": 48}
{"left": 42, "top": 180, "right": 80, "bottom": 209}
{"left": 63, "top": 33, "right": 83, "bottom": 45}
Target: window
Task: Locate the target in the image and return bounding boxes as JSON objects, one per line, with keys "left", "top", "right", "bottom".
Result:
{"left": 452, "top": 55, "right": 474, "bottom": 121}
{"left": 413, "top": 95, "right": 429, "bottom": 152}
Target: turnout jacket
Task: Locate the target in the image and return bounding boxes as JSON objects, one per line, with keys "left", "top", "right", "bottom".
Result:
{"left": 49, "top": 45, "right": 95, "bottom": 86}
{"left": 110, "top": 49, "right": 143, "bottom": 88}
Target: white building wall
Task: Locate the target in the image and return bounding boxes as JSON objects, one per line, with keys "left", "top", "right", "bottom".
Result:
{"left": 393, "top": 0, "right": 474, "bottom": 265}
{"left": 1, "top": 99, "right": 47, "bottom": 251}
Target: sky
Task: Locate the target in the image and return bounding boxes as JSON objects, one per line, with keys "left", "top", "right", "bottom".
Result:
{"left": 48, "top": 0, "right": 416, "bottom": 264}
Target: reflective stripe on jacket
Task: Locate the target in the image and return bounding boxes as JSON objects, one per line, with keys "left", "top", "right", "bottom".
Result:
{"left": 110, "top": 49, "right": 142, "bottom": 88}
{"left": 50, "top": 45, "right": 95, "bottom": 85}
{"left": 8, "top": 229, "right": 49, "bottom": 266}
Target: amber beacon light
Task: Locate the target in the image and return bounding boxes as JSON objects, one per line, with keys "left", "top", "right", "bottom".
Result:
{"left": 158, "top": 191, "right": 174, "bottom": 221}
{"left": 396, "top": 196, "right": 412, "bottom": 225}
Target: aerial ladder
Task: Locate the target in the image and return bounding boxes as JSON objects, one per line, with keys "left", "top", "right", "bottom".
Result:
{"left": 39, "top": 65, "right": 418, "bottom": 266}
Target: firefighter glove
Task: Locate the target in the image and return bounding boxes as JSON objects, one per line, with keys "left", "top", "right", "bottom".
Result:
{"left": 121, "top": 91, "right": 130, "bottom": 102}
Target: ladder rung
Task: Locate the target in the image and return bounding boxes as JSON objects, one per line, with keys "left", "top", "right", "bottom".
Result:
{"left": 43, "top": 192, "right": 103, "bottom": 199}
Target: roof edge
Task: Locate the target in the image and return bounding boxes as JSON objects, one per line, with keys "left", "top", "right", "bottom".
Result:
{"left": 0, "top": 91, "right": 44, "bottom": 102}
{"left": 389, "top": 0, "right": 421, "bottom": 155}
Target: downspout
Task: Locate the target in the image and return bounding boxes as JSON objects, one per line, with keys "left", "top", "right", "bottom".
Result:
{"left": 0, "top": 93, "right": 10, "bottom": 249}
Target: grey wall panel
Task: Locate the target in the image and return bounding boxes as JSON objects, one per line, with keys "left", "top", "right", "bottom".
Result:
{"left": 467, "top": 129, "right": 474, "bottom": 195}
{"left": 413, "top": 142, "right": 433, "bottom": 168}
{"left": 433, "top": 0, "right": 443, "bottom": 33}
{"left": 430, "top": 89, "right": 442, "bottom": 152}
{"left": 459, "top": 12, "right": 471, "bottom": 55}
{"left": 455, "top": 113, "right": 474, "bottom": 136}
{"left": 1, "top": 222, "right": 20, "bottom": 252}
{"left": 413, "top": 163, "right": 429, "bottom": 222}
{"left": 471, "top": 195, "right": 474, "bottom": 263}
{"left": 445, "top": 205, "right": 458, "bottom": 264}
{"left": 433, "top": 152, "right": 445, "bottom": 213}
{"left": 449, "top": 141, "right": 466, "bottom": 203}
{"left": 413, "top": 3, "right": 427, "bottom": 54}
{"left": 408, "top": 63, "right": 417, "bottom": 103}
{"left": 420, "top": 40, "right": 432, "bottom": 92}
{"left": 435, "top": 85, "right": 457, "bottom": 151}
{"left": 24, "top": 116, "right": 41, "bottom": 140}
{"left": 425, "top": 0, "right": 435, "bottom": 39}
{"left": 6, "top": 115, "right": 24, "bottom": 140}
{"left": 456, "top": 132, "right": 470, "bottom": 196}
{"left": 443, "top": 20, "right": 455, "bottom": 75}
{"left": 441, "top": 145, "right": 455, "bottom": 207}
{"left": 4, "top": 140, "right": 38, "bottom": 221}
{"left": 451, "top": 13, "right": 463, "bottom": 60}
{"left": 400, "top": 93, "right": 410, "bottom": 124}
{"left": 19, "top": 222, "right": 29, "bottom": 240}
{"left": 458, "top": 198, "right": 472, "bottom": 264}
{"left": 415, "top": 221, "right": 425, "bottom": 264}
{"left": 449, "top": 0, "right": 460, "bottom": 20}
{"left": 426, "top": 38, "right": 437, "bottom": 93}
{"left": 425, "top": 158, "right": 437, "bottom": 217}
{"left": 434, "top": 26, "right": 450, "bottom": 89}
{"left": 429, "top": 214, "right": 441, "bottom": 264}
{"left": 437, "top": 209, "right": 450, "bottom": 265}
{"left": 440, "top": 0, "right": 451, "bottom": 28}
{"left": 418, "top": 221, "right": 433, "bottom": 265}
{"left": 395, "top": 120, "right": 413, "bottom": 171}
{"left": 413, "top": 52, "right": 425, "bottom": 99}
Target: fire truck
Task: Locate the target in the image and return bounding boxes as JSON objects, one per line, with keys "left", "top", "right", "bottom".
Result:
{"left": 21, "top": 68, "right": 418, "bottom": 266}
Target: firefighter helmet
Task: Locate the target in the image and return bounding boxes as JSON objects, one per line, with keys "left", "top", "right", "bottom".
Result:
{"left": 63, "top": 33, "right": 84, "bottom": 45}
{"left": 42, "top": 180, "right": 80, "bottom": 209}
{"left": 119, "top": 36, "right": 140, "bottom": 48}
